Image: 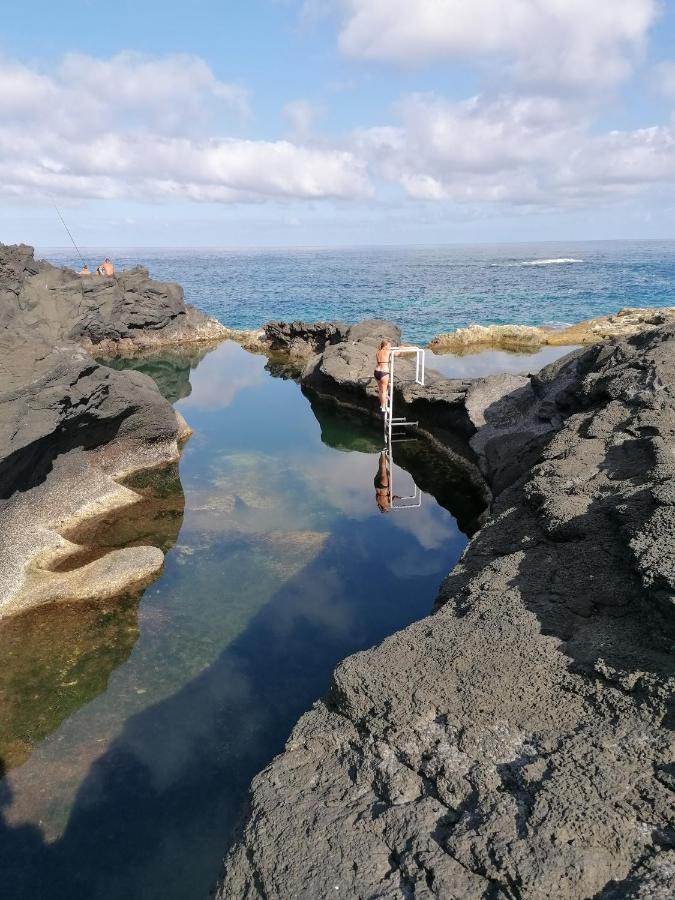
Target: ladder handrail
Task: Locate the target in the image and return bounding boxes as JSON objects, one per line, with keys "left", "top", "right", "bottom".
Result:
{"left": 385, "top": 346, "right": 425, "bottom": 447}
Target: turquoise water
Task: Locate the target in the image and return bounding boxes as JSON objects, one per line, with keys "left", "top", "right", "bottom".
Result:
{"left": 41, "top": 241, "right": 675, "bottom": 343}
{"left": 0, "top": 341, "right": 485, "bottom": 899}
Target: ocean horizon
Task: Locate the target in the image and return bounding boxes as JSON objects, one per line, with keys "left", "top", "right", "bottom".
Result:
{"left": 39, "top": 239, "right": 675, "bottom": 344}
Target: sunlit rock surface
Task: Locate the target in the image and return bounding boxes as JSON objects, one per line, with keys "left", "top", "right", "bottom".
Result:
{"left": 0, "top": 243, "right": 209, "bottom": 616}
{"left": 220, "top": 325, "right": 675, "bottom": 899}
{"left": 429, "top": 306, "right": 675, "bottom": 352}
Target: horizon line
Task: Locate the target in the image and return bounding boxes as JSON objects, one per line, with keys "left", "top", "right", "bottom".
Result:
{"left": 30, "top": 236, "right": 675, "bottom": 253}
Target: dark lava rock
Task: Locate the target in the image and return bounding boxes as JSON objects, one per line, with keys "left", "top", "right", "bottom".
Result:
{"left": 219, "top": 325, "right": 675, "bottom": 899}
{"left": 263, "top": 320, "right": 349, "bottom": 358}
{"left": 0, "top": 243, "right": 216, "bottom": 615}
{"left": 0, "top": 244, "right": 225, "bottom": 355}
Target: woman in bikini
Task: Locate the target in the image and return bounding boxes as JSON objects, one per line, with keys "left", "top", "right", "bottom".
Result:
{"left": 374, "top": 340, "right": 391, "bottom": 412}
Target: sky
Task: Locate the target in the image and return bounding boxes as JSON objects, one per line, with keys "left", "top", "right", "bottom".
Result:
{"left": 1, "top": 0, "right": 675, "bottom": 247}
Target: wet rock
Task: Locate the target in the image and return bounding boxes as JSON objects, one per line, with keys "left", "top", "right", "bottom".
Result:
{"left": 219, "top": 325, "right": 675, "bottom": 899}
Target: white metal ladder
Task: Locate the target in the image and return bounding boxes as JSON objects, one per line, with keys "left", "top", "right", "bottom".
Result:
{"left": 384, "top": 347, "right": 426, "bottom": 447}
{"left": 385, "top": 443, "right": 422, "bottom": 509}
{"left": 382, "top": 346, "right": 425, "bottom": 509}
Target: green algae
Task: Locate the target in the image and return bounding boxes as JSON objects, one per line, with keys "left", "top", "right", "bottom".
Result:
{"left": 0, "top": 593, "right": 141, "bottom": 771}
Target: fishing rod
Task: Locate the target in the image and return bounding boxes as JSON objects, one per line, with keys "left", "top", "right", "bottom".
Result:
{"left": 52, "top": 201, "right": 87, "bottom": 268}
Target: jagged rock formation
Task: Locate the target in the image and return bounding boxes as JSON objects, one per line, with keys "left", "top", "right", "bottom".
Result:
{"left": 219, "top": 324, "right": 675, "bottom": 899}
{"left": 264, "top": 320, "right": 349, "bottom": 358}
{"left": 0, "top": 243, "right": 226, "bottom": 356}
{"left": 0, "top": 243, "right": 217, "bottom": 617}
{"left": 429, "top": 306, "right": 675, "bottom": 353}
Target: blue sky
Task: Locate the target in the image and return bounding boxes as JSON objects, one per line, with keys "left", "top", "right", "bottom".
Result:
{"left": 1, "top": 0, "right": 675, "bottom": 246}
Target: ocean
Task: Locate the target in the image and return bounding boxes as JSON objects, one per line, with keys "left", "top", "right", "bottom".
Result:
{"left": 39, "top": 240, "right": 675, "bottom": 344}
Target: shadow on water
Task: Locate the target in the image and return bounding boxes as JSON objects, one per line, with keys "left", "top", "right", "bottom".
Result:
{"left": 305, "top": 390, "right": 487, "bottom": 535}
{"left": 0, "top": 344, "right": 488, "bottom": 900}
{"left": 0, "top": 498, "right": 470, "bottom": 899}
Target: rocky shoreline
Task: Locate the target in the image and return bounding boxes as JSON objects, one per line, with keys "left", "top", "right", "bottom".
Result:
{"left": 221, "top": 307, "right": 675, "bottom": 359}
{"left": 1, "top": 243, "right": 673, "bottom": 897}
{"left": 219, "top": 321, "right": 675, "bottom": 898}
{"left": 428, "top": 307, "right": 675, "bottom": 353}
{"left": 0, "top": 243, "right": 225, "bottom": 617}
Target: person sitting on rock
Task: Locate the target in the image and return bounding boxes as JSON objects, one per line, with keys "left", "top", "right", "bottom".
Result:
{"left": 96, "top": 258, "right": 115, "bottom": 276}
{"left": 78, "top": 264, "right": 91, "bottom": 276}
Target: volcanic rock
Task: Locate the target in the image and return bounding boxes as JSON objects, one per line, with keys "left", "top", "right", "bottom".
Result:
{"left": 219, "top": 325, "right": 675, "bottom": 899}
{"left": 0, "top": 244, "right": 214, "bottom": 616}
{"left": 429, "top": 306, "right": 675, "bottom": 353}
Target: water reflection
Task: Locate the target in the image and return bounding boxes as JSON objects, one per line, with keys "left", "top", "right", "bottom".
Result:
{"left": 428, "top": 343, "right": 578, "bottom": 379}
{"left": 102, "top": 347, "right": 213, "bottom": 404}
{"left": 375, "top": 450, "right": 392, "bottom": 513}
{"left": 306, "top": 391, "right": 487, "bottom": 535}
{"left": 0, "top": 339, "right": 488, "bottom": 900}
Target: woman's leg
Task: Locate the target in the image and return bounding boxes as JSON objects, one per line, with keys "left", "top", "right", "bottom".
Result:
{"left": 380, "top": 374, "right": 389, "bottom": 409}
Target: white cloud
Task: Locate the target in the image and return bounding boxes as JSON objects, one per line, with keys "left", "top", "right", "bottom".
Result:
{"left": 0, "top": 52, "right": 250, "bottom": 136}
{"left": 358, "top": 92, "right": 675, "bottom": 207}
{"left": 283, "top": 99, "right": 321, "bottom": 138}
{"left": 0, "top": 53, "right": 372, "bottom": 203}
{"left": 335, "top": 0, "right": 657, "bottom": 86}
{"left": 1, "top": 46, "right": 674, "bottom": 218}
{"left": 653, "top": 60, "right": 675, "bottom": 99}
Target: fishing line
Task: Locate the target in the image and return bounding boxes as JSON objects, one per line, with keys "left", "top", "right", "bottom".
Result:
{"left": 52, "top": 200, "right": 87, "bottom": 267}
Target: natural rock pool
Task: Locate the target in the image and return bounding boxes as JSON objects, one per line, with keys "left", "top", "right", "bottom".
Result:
{"left": 0, "top": 340, "right": 485, "bottom": 900}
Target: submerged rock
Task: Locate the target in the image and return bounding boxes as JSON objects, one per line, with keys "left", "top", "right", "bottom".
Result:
{"left": 0, "top": 244, "right": 205, "bottom": 617}
{"left": 219, "top": 324, "right": 675, "bottom": 899}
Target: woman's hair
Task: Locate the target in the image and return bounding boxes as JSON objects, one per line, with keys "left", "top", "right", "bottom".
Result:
{"left": 379, "top": 339, "right": 389, "bottom": 349}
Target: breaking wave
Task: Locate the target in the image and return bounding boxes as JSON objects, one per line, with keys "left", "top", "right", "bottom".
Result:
{"left": 522, "top": 257, "right": 584, "bottom": 266}
{"left": 491, "top": 258, "right": 584, "bottom": 268}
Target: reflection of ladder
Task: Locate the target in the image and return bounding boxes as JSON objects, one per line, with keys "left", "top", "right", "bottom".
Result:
{"left": 384, "top": 347, "right": 426, "bottom": 447}
{"left": 386, "top": 442, "right": 422, "bottom": 509}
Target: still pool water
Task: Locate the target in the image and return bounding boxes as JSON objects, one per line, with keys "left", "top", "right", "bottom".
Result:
{"left": 0, "top": 341, "right": 486, "bottom": 900}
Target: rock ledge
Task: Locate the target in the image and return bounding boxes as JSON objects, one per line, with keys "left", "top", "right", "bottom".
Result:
{"left": 220, "top": 322, "right": 675, "bottom": 899}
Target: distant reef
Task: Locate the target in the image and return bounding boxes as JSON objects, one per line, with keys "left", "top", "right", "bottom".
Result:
{"left": 429, "top": 307, "right": 675, "bottom": 353}
{"left": 0, "top": 243, "right": 225, "bottom": 617}
{"left": 220, "top": 319, "right": 675, "bottom": 899}
{"left": 221, "top": 308, "right": 675, "bottom": 358}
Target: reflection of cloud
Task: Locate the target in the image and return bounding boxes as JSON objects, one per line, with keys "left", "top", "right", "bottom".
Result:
{"left": 387, "top": 496, "right": 457, "bottom": 551}
{"left": 178, "top": 342, "right": 266, "bottom": 410}
{"left": 429, "top": 345, "right": 575, "bottom": 379}
{"left": 266, "top": 567, "right": 355, "bottom": 640}
{"left": 388, "top": 546, "right": 448, "bottom": 579}
{"left": 300, "top": 449, "right": 384, "bottom": 519}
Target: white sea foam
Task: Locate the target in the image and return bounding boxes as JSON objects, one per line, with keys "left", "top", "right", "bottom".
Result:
{"left": 522, "top": 258, "right": 584, "bottom": 266}
{"left": 490, "top": 257, "right": 584, "bottom": 268}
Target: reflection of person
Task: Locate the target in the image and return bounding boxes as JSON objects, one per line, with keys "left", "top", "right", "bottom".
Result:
{"left": 374, "top": 340, "right": 391, "bottom": 413}
{"left": 374, "top": 450, "right": 392, "bottom": 513}
{"left": 96, "top": 257, "right": 115, "bottom": 276}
